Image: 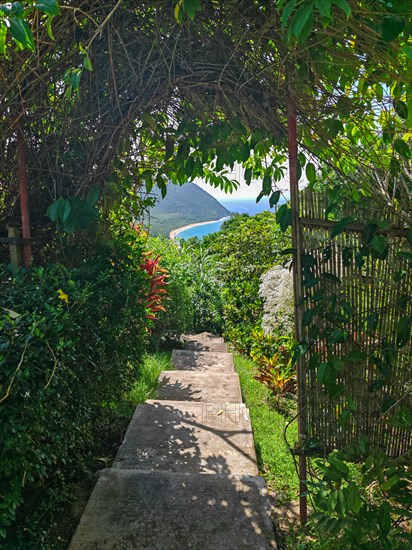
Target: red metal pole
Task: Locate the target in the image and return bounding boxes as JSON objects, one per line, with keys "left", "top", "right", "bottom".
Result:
{"left": 16, "top": 119, "right": 32, "bottom": 268}
{"left": 287, "top": 97, "right": 308, "bottom": 525}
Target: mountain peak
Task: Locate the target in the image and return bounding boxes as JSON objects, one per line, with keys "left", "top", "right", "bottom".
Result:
{"left": 148, "top": 183, "right": 231, "bottom": 237}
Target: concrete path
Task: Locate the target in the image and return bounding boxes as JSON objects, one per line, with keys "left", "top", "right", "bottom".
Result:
{"left": 69, "top": 333, "right": 276, "bottom": 549}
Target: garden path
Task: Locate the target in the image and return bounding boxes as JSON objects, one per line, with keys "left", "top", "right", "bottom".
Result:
{"left": 69, "top": 332, "right": 276, "bottom": 549}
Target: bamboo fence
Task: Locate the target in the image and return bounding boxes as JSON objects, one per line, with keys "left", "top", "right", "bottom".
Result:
{"left": 298, "top": 189, "right": 411, "bottom": 458}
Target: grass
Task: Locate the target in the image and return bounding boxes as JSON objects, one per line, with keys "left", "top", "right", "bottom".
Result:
{"left": 233, "top": 353, "right": 299, "bottom": 502}
{"left": 233, "top": 353, "right": 323, "bottom": 549}
{"left": 102, "top": 352, "right": 172, "bottom": 420}
{"left": 128, "top": 352, "right": 172, "bottom": 404}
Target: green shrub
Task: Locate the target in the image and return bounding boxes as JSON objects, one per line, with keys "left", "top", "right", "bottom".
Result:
{"left": 0, "top": 233, "right": 151, "bottom": 544}
{"left": 202, "top": 212, "right": 291, "bottom": 350}
{"left": 146, "top": 237, "right": 194, "bottom": 349}
{"left": 307, "top": 446, "right": 412, "bottom": 549}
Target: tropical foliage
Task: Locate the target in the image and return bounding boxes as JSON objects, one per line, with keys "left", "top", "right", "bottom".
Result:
{"left": 200, "top": 212, "right": 291, "bottom": 351}
{"left": 0, "top": 229, "right": 169, "bottom": 544}
{"left": 1, "top": 0, "right": 412, "bottom": 547}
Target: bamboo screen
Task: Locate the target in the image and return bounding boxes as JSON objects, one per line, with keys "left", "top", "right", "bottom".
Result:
{"left": 298, "top": 189, "right": 411, "bottom": 457}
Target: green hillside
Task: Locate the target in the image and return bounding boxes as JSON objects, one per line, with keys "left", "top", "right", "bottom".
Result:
{"left": 147, "top": 183, "right": 231, "bottom": 237}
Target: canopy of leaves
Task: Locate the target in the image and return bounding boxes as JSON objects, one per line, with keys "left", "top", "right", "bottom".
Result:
{"left": 1, "top": 1, "right": 411, "bottom": 249}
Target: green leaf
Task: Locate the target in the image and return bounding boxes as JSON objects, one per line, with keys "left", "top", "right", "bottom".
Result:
{"left": 9, "top": 16, "right": 34, "bottom": 49}
{"left": 378, "top": 502, "right": 391, "bottom": 536}
{"left": 366, "top": 312, "right": 379, "bottom": 333}
{"left": 281, "top": 0, "right": 297, "bottom": 30}
{"left": 403, "top": 44, "right": 412, "bottom": 60}
{"left": 381, "top": 475, "right": 401, "bottom": 492}
{"left": 46, "top": 14, "right": 55, "bottom": 40}
{"left": 338, "top": 409, "right": 351, "bottom": 427}
{"left": 396, "top": 316, "right": 411, "bottom": 348}
{"left": 82, "top": 52, "right": 93, "bottom": 71}
{"left": 86, "top": 186, "right": 100, "bottom": 206}
{"left": 70, "top": 68, "right": 82, "bottom": 90}
{"left": 330, "top": 216, "right": 353, "bottom": 238}
{"left": 62, "top": 199, "right": 71, "bottom": 222}
{"left": 327, "top": 329, "right": 347, "bottom": 343}
{"left": 183, "top": 0, "right": 202, "bottom": 20}
{"left": 314, "top": 0, "right": 331, "bottom": 18}
{"left": 362, "top": 222, "right": 378, "bottom": 244}
{"left": 291, "top": 4, "right": 313, "bottom": 41}
{"left": 174, "top": 0, "right": 184, "bottom": 23}
{"left": 262, "top": 174, "right": 272, "bottom": 195}
{"left": 329, "top": 454, "right": 349, "bottom": 477}
{"left": 342, "top": 247, "right": 352, "bottom": 267}
{"left": 332, "top": 0, "right": 351, "bottom": 17}
{"left": 2, "top": 307, "right": 21, "bottom": 319}
{"left": 47, "top": 197, "right": 64, "bottom": 222}
{"left": 35, "top": 0, "right": 60, "bottom": 16}
{"left": 305, "top": 162, "right": 316, "bottom": 184}
{"left": 345, "top": 349, "right": 365, "bottom": 363}
{"left": 329, "top": 355, "right": 345, "bottom": 371}
{"left": 291, "top": 343, "right": 309, "bottom": 366}
{"left": 394, "top": 99, "right": 408, "bottom": 119}
{"left": 244, "top": 167, "right": 252, "bottom": 185}
{"left": 324, "top": 118, "right": 344, "bottom": 138}
{"left": 276, "top": 204, "right": 292, "bottom": 232}
{"left": 394, "top": 138, "right": 411, "bottom": 159}
{"left": 382, "top": 16, "right": 405, "bottom": 42}
{"left": 390, "top": 157, "right": 401, "bottom": 176}
{"left": 355, "top": 251, "right": 364, "bottom": 268}
{"left": 371, "top": 235, "right": 387, "bottom": 256}
{"left": 344, "top": 485, "right": 361, "bottom": 514}
{"left": 394, "top": 269, "right": 406, "bottom": 283}
{"left": 0, "top": 22, "right": 6, "bottom": 55}
{"left": 382, "top": 125, "right": 395, "bottom": 144}
{"left": 0, "top": 3, "right": 23, "bottom": 16}
{"left": 368, "top": 379, "right": 386, "bottom": 392}
{"left": 269, "top": 190, "right": 281, "bottom": 208}
{"left": 256, "top": 191, "right": 265, "bottom": 204}
{"left": 185, "top": 156, "right": 195, "bottom": 177}
{"left": 318, "top": 362, "right": 331, "bottom": 385}
{"left": 302, "top": 308, "right": 315, "bottom": 326}
{"left": 321, "top": 272, "right": 341, "bottom": 284}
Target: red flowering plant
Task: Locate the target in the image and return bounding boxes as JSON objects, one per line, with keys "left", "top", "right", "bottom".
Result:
{"left": 140, "top": 253, "right": 169, "bottom": 328}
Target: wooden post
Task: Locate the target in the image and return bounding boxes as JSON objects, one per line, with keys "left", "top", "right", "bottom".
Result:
{"left": 287, "top": 96, "right": 308, "bottom": 525}
{"left": 16, "top": 119, "right": 32, "bottom": 268}
{"left": 8, "top": 226, "right": 23, "bottom": 268}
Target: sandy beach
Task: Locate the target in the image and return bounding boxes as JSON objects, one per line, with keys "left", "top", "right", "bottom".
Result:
{"left": 169, "top": 217, "right": 230, "bottom": 240}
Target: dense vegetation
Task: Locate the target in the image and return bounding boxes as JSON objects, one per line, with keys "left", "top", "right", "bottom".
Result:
{"left": 147, "top": 183, "right": 231, "bottom": 237}
{"left": 0, "top": 228, "right": 156, "bottom": 544}
{"left": 1, "top": 1, "right": 411, "bottom": 548}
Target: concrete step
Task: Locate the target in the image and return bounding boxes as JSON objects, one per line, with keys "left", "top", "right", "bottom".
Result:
{"left": 184, "top": 332, "right": 228, "bottom": 353}
{"left": 113, "top": 400, "right": 258, "bottom": 475}
{"left": 69, "top": 469, "right": 277, "bottom": 550}
{"left": 157, "top": 371, "right": 242, "bottom": 402}
{"left": 172, "top": 349, "right": 234, "bottom": 372}
{"left": 185, "top": 332, "right": 225, "bottom": 343}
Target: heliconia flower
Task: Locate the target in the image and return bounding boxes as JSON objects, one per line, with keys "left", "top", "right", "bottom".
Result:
{"left": 140, "top": 253, "right": 169, "bottom": 325}
{"left": 57, "top": 289, "right": 69, "bottom": 303}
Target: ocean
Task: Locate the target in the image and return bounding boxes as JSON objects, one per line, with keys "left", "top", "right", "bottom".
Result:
{"left": 174, "top": 195, "right": 288, "bottom": 240}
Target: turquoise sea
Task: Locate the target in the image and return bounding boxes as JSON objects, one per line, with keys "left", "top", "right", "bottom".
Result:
{"left": 174, "top": 195, "right": 288, "bottom": 240}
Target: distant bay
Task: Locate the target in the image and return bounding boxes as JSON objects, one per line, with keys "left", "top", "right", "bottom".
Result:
{"left": 220, "top": 195, "right": 288, "bottom": 216}
{"left": 172, "top": 195, "right": 288, "bottom": 240}
{"left": 172, "top": 217, "right": 230, "bottom": 240}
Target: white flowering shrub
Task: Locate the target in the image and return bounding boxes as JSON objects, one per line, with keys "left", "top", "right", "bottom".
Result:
{"left": 259, "top": 265, "right": 295, "bottom": 335}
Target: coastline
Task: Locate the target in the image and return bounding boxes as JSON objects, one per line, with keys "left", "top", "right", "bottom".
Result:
{"left": 169, "top": 216, "right": 230, "bottom": 240}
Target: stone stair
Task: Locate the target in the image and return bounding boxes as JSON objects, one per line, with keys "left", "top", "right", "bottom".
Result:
{"left": 69, "top": 333, "right": 276, "bottom": 549}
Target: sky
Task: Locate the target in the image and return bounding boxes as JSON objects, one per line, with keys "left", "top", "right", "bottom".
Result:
{"left": 194, "top": 163, "right": 290, "bottom": 200}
